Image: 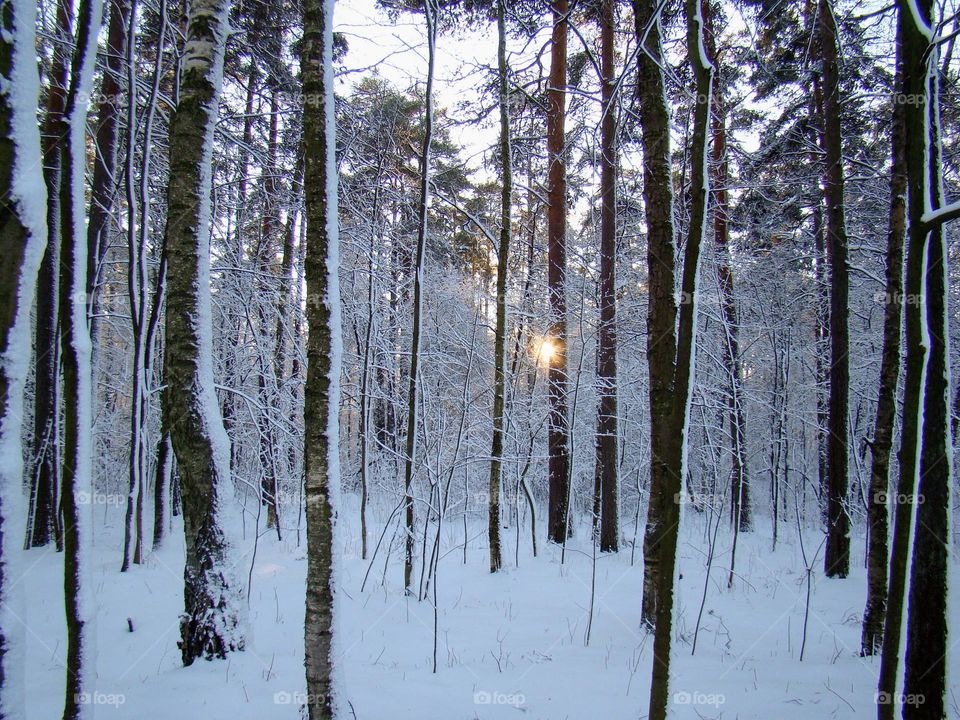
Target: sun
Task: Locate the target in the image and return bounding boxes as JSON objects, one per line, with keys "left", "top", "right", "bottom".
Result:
{"left": 533, "top": 336, "right": 557, "bottom": 365}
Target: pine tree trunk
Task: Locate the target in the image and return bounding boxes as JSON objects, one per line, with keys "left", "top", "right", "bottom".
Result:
{"left": 818, "top": 0, "right": 850, "bottom": 578}
{"left": 546, "top": 0, "right": 571, "bottom": 543}
{"left": 0, "top": 1, "right": 50, "bottom": 713}
{"left": 162, "top": 0, "right": 244, "bottom": 665}
{"left": 861, "top": 35, "right": 905, "bottom": 657}
{"left": 301, "top": 0, "right": 340, "bottom": 715}
{"left": 593, "top": 0, "right": 619, "bottom": 553}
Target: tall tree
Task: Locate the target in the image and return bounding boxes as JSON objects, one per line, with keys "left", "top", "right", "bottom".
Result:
{"left": 487, "top": 0, "right": 511, "bottom": 573}
{"left": 0, "top": 0, "right": 49, "bottom": 713}
{"left": 546, "top": 0, "right": 571, "bottom": 543}
{"left": 401, "top": 0, "right": 437, "bottom": 591}
{"left": 643, "top": 0, "right": 712, "bottom": 715}
{"left": 27, "top": 0, "right": 73, "bottom": 551}
{"left": 301, "top": 0, "right": 340, "bottom": 714}
{"left": 899, "top": 0, "right": 953, "bottom": 714}
{"left": 162, "top": 0, "right": 244, "bottom": 665}
{"left": 592, "top": 0, "right": 619, "bottom": 553}
{"left": 861, "top": 27, "right": 905, "bottom": 657}
{"left": 57, "top": 0, "right": 103, "bottom": 715}
{"left": 818, "top": 0, "right": 850, "bottom": 579}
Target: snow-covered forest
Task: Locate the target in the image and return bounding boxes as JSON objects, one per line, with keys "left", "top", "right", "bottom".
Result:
{"left": 1, "top": 0, "right": 958, "bottom": 717}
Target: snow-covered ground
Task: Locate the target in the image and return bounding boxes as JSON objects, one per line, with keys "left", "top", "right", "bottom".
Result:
{"left": 22, "top": 498, "right": 960, "bottom": 719}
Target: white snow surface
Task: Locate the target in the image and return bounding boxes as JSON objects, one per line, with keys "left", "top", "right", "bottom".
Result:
{"left": 20, "top": 500, "right": 959, "bottom": 719}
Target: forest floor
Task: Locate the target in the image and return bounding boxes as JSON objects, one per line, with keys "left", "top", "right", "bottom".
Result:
{"left": 22, "top": 497, "right": 960, "bottom": 719}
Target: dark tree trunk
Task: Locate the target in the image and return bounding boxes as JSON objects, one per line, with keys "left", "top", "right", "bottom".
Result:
{"left": 861, "top": 34, "right": 906, "bottom": 657}
{"left": 646, "top": 1, "right": 712, "bottom": 717}
{"left": 85, "top": 0, "right": 130, "bottom": 349}
{"left": 818, "top": 0, "right": 850, "bottom": 578}
{"left": 592, "top": 0, "right": 619, "bottom": 553}
{"left": 487, "top": 0, "right": 511, "bottom": 573}
{"left": 29, "top": 0, "right": 73, "bottom": 552}
{"left": 58, "top": 0, "right": 103, "bottom": 715}
{"left": 0, "top": 0, "right": 49, "bottom": 711}
{"left": 899, "top": 2, "right": 951, "bottom": 715}
{"left": 546, "top": 0, "right": 571, "bottom": 543}
{"left": 634, "top": 0, "right": 678, "bottom": 629}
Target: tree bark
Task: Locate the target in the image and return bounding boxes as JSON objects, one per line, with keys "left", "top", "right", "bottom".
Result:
{"left": 0, "top": 1, "right": 49, "bottom": 713}
{"left": 28, "top": 0, "right": 73, "bottom": 551}
{"left": 57, "top": 0, "right": 103, "bottom": 715}
{"left": 646, "top": 1, "right": 712, "bottom": 717}
{"left": 818, "top": 0, "right": 850, "bottom": 578}
{"left": 592, "top": 0, "right": 619, "bottom": 553}
{"left": 634, "top": 0, "right": 678, "bottom": 629}
{"left": 861, "top": 33, "right": 905, "bottom": 656}
{"left": 162, "top": 0, "right": 244, "bottom": 665}
{"left": 900, "top": 2, "right": 951, "bottom": 715}
{"left": 301, "top": 0, "right": 340, "bottom": 715}
{"left": 401, "top": 0, "right": 437, "bottom": 591}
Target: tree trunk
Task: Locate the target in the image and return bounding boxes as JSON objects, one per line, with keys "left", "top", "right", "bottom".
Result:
{"left": 85, "top": 0, "right": 130, "bottom": 351}
{"left": 900, "top": 2, "right": 951, "bottom": 715}
{"left": 646, "top": 1, "right": 712, "bottom": 717}
{"left": 592, "top": 0, "right": 619, "bottom": 553}
{"left": 861, "top": 34, "right": 905, "bottom": 656}
{"left": 301, "top": 0, "right": 340, "bottom": 715}
{"left": 28, "top": 0, "right": 73, "bottom": 552}
{"left": 818, "top": 0, "right": 850, "bottom": 578}
{"left": 634, "top": 0, "right": 678, "bottom": 629}
{"left": 401, "top": 0, "right": 437, "bottom": 591}
{"left": 487, "top": 0, "right": 511, "bottom": 574}
{"left": 0, "top": 1, "right": 50, "bottom": 713}
{"left": 162, "top": 0, "right": 244, "bottom": 665}
{"left": 546, "top": 0, "right": 571, "bottom": 543}
{"left": 57, "top": 0, "right": 103, "bottom": 715}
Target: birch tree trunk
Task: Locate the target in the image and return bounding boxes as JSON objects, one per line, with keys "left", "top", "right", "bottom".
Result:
{"left": 162, "top": 0, "right": 244, "bottom": 665}
{"left": 301, "top": 0, "right": 340, "bottom": 715}
{"left": 0, "top": 2, "right": 49, "bottom": 713}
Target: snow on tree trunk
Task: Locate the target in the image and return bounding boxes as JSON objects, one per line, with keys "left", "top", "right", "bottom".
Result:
{"left": 0, "top": 1, "right": 50, "bottom": 715}
{"left": 301, "top": 0, "right": 343, "bottom": 716}
{"left": 57, "top": 0, "right": 103, "bottom": 715}
{"left": 162, "top": 0, "right": 245, "bottom": 665}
